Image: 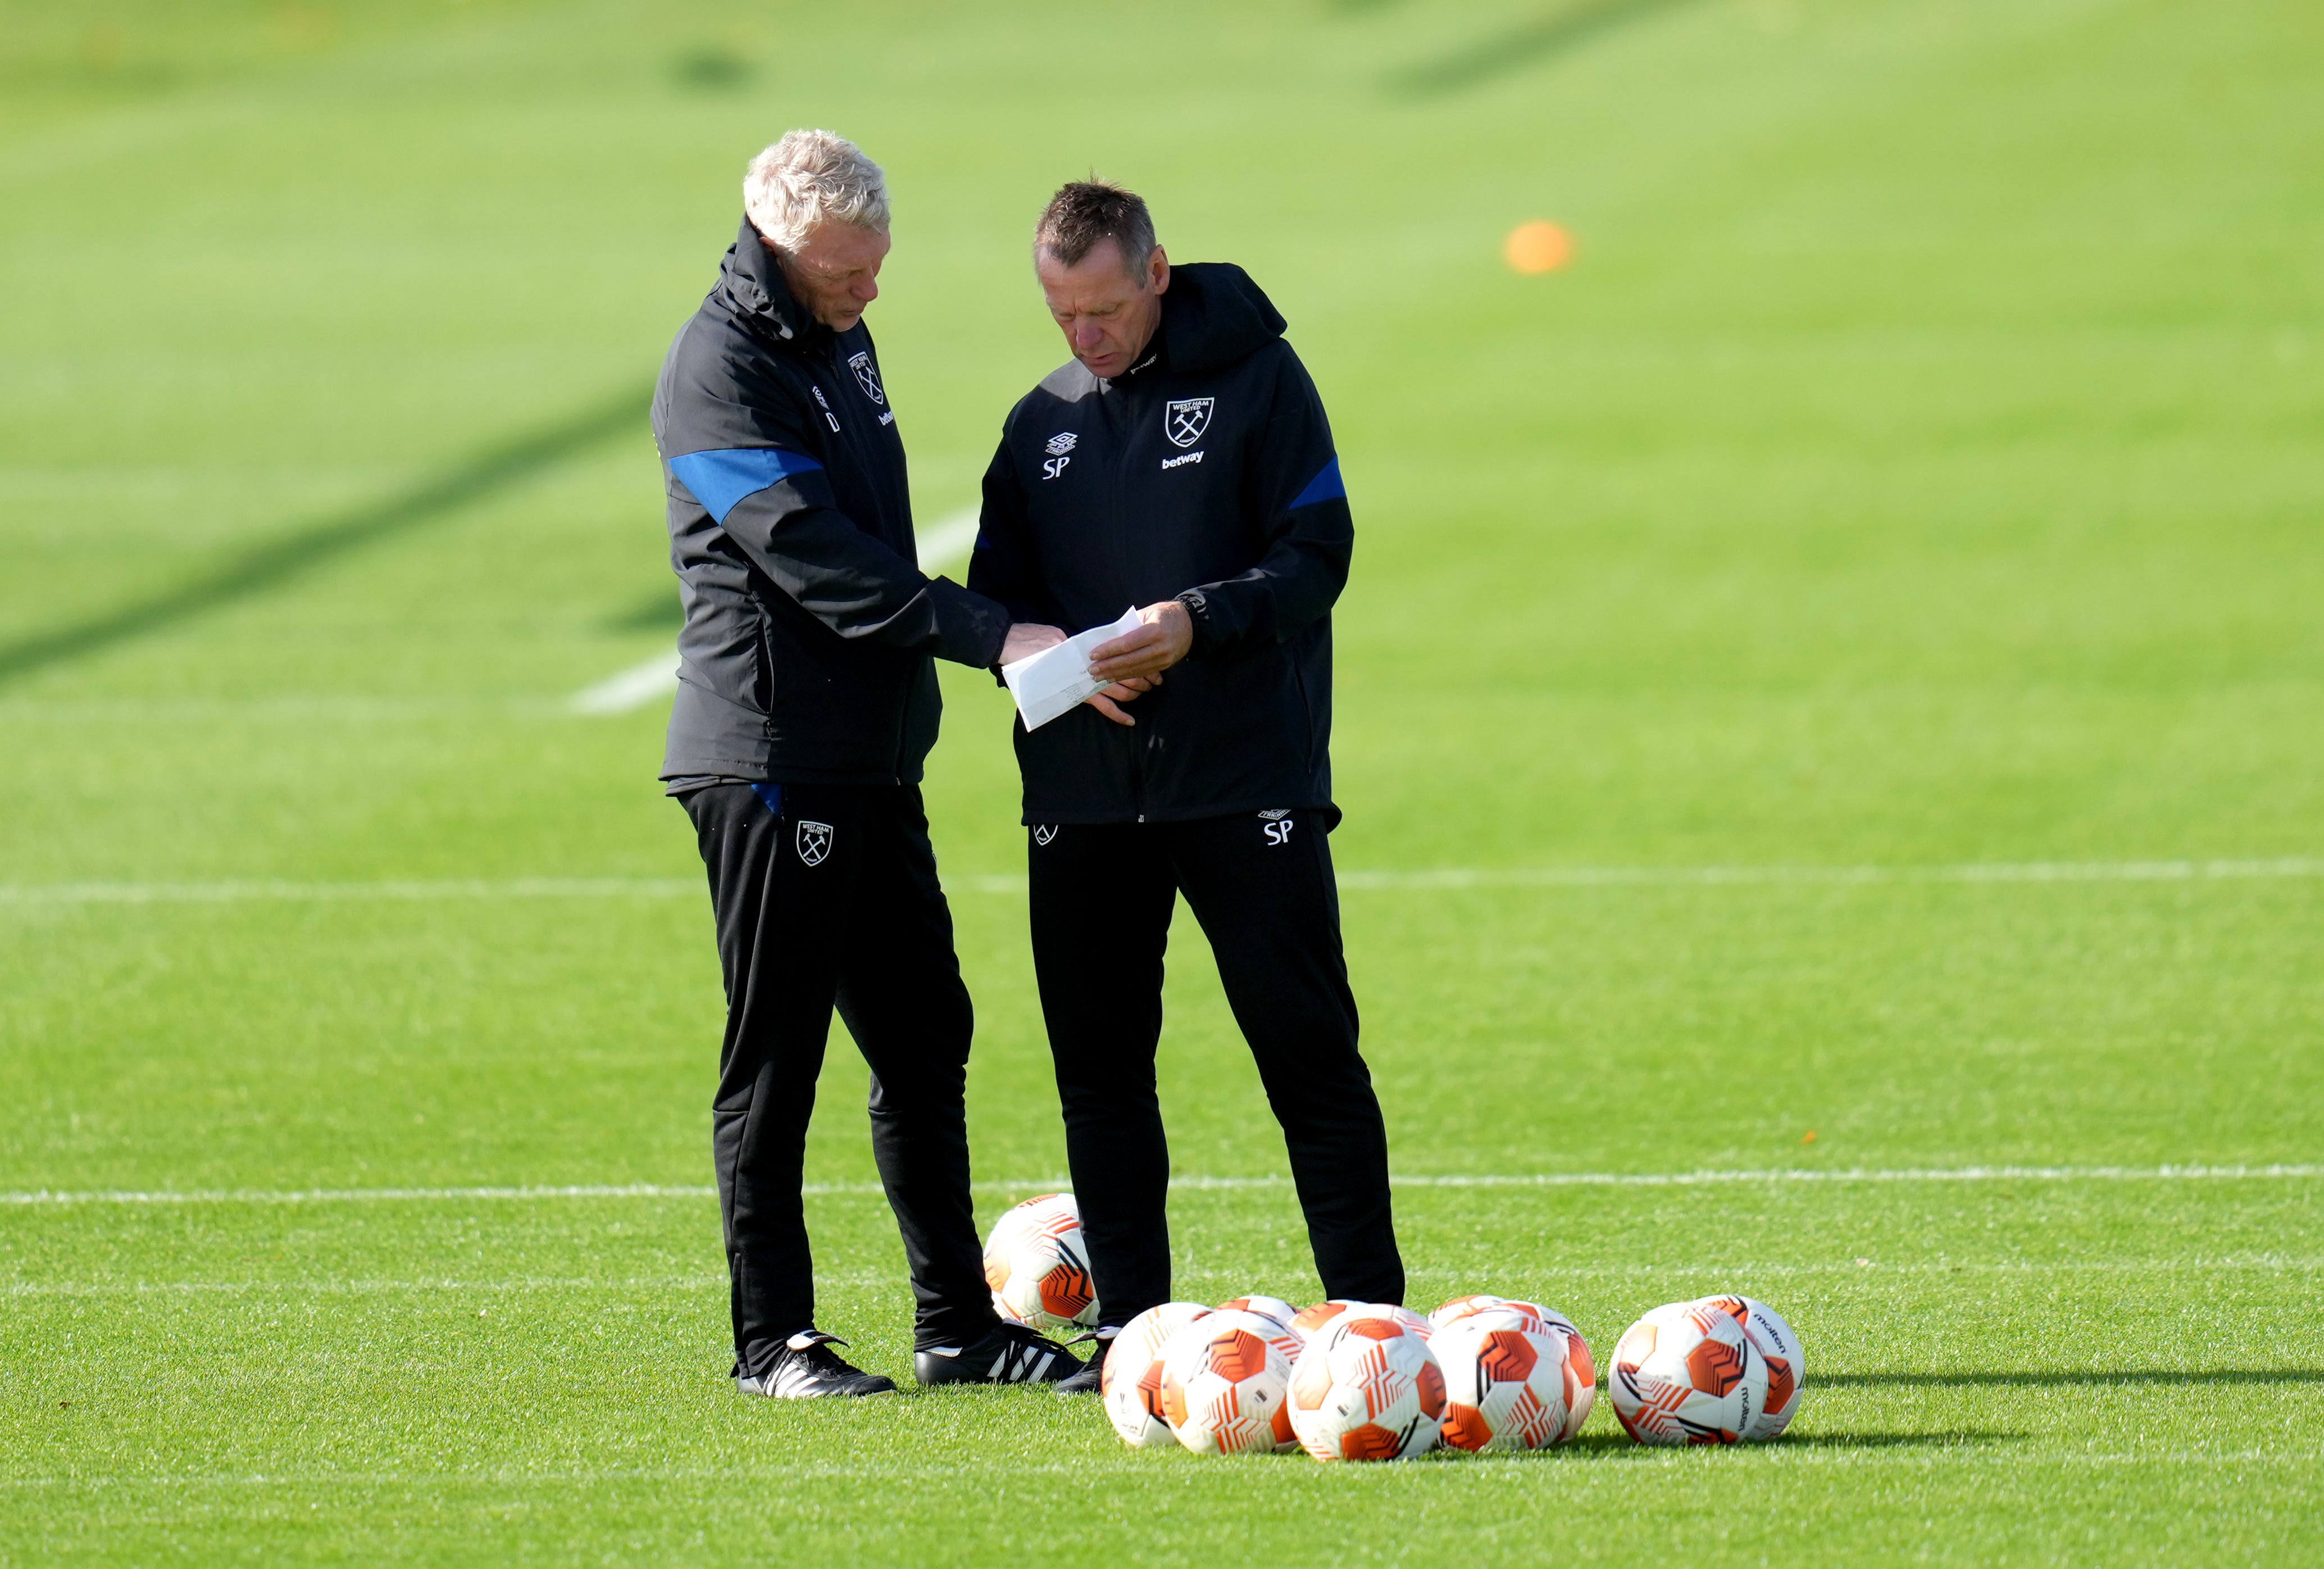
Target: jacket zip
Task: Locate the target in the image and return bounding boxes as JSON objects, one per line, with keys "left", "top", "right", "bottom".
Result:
{"left": 1106, "top": 379, "right": 1150, "bottom": 822}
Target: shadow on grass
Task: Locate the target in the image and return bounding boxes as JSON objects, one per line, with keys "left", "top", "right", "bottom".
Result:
{"left": 1821, "top": 1369, "right": 2324, "bottom": 1389}
{"left": 602, "top": 586, "right": 683, "bottom": 635}
{"left": 0, "top": 385, "right": 649, "bottom": 688}
{"left": 1389, "top": 0, "right": 1707, "bottom": 97}
{"left": 1552, "top": 1429, "right": 2016, "bottom": 1457}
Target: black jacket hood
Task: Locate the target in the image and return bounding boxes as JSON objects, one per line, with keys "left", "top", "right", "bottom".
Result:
{"left": 711, "top": 214, "right": 831, "bottom": 354}
{"left": 1141, "top": 262, "right": 1286, "bottom": 378}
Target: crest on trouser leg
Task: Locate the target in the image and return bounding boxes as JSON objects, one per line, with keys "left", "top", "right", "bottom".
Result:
{"left": 795, "top": 820, "right": 834, "bottom": 867}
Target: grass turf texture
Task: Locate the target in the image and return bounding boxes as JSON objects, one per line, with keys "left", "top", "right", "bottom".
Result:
{"left": 3, "top": 0, "right": 2321, "bottom": 1561}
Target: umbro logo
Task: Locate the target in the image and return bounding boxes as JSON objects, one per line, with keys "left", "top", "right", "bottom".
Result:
{"left": 1044, "top": 432, "right": 1077, "bottom": 456}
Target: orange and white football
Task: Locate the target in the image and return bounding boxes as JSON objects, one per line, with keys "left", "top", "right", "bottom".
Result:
{"left": 1608, "top": 1299, "right": 1768, "bottom": 1446}
{"left": 981, "top": 1193, "right": 1098, "bottom": 1332}
{"left": 1157, "top": 1309, "right": 1298, "bottom": 1454}
{"left": 1695, "top": 1294, "right": 1804, "bottom": 1439}
{"left": 1286, "top": 1311, "right": 1445, "bottom": 1461}
{"left": 1101, "top": 1301, "right": 1211, "bottom": 1448}
{"left": 1434, "top": 1316, "right": 1584, "bottom": 1452}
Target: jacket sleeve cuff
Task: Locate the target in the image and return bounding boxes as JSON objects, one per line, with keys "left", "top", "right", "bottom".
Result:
{"left": 929, "top": 576, "right": 1012, "bottom": 668}
{"left": 1174, "top": 588, "right": 1218, "bottom": 657}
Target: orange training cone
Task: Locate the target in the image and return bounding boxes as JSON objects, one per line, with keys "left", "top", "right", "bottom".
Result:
{"left": 1504, "top": 220, "right": 1574, "bottom": 275}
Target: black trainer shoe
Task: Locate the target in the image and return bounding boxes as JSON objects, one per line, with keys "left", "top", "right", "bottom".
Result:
{"left": 735, "top": 1330, "right": 897, "bottom": 1398}
{"left": 1054, "top": 1327, "right": 1117, "bottom": 1395}
{"left": 915, "top": 1322, "right": 1086, "bottom": 1387}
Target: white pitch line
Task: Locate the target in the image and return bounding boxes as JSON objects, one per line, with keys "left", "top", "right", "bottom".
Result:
{"left": 566, "top": 651, "right": 680, "bottom": 716}
{"left": 0, "top": 877, "right": 701, "bottom": 907}
{"left": 4, "top": 1277, "right": 729, "bottom": 1297}
{"left": 6, "top": 857, "right": 2319, "bottom": 908}
{"left": 1332, "top": 857, "right": 2324, "bottom": 890}
{"left": 0, "top": 1183, "right": 720, "bottom": 1206}
{"left": 8, "top": 1165, "right": 2320, "bottom": 1207}
{"left": 17, "top": 1259, "right": 2321, "bottom": 1298}
{"left": 566, "top": 504, "right": 982, "bottom": 716}
{"left": 1157, "top": 1165, "right": 2324, "bottom": 1189}
{"left": 912, "top": 506, "right": 984, "bottom": 571}
{"left": 1393, "top": 1257, "right": 2324, "bottom": 1277}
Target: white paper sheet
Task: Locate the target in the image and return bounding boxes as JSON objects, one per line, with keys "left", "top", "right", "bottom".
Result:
{"left": 1000, "top": 607, "right": 1145, "bottom": 731}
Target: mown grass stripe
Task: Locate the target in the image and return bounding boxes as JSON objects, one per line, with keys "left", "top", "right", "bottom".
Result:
{"left": 3, "top": 1450, "right": 2320, "bottom": 1489}
{"left": 8, "top": 1165, "right": 2318, "bottom": 1207}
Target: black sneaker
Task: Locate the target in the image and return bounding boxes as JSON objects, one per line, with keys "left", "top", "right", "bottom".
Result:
{"left": 735, "top": 1330, "right": 897, "bottom": 1398}
{"left": 1054, "top": 1327, "right": 1117, "bottom": 1395}
{"left": 915, "top": 1322, "right": 1086, "bottom": 1387}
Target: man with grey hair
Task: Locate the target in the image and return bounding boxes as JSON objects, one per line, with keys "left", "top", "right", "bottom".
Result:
{"left": 653, "top": 130, "right": 1083, "bottom": 1398}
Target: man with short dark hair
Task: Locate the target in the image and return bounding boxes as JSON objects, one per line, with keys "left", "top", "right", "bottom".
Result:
{"left": 970, "top": 181, "right": 1405, "bottom": 1394}
{"left": 655, "top": 130, "right": 1084, "bottom": 1398}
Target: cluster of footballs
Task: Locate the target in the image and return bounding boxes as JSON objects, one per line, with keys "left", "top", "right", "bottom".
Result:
{"left": 983, "top": 1193, "right": 1805, "bottom": 1458}
{"left": 1112, "top": 1294, "right": 1582, "bottom": 1458}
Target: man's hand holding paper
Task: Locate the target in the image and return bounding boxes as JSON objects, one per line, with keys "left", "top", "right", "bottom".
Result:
{"left": 1000, "top": 606, "right": 1152, "bottom": 731}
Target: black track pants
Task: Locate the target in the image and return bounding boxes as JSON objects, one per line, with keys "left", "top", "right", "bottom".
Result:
{"left": 1027, "top": 809, "right": 1403, "bottom": 1328}
{"left": 683, "top": 783, "right": 999, "bottom": 1367}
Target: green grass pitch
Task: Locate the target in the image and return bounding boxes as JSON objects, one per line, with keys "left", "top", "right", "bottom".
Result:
{"left": 4, "top": 0, "right": 2322, "bottom": 1561}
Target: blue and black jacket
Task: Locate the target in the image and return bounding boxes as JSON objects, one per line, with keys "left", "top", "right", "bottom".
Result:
{"left": 653, "top": 215, "right": 1009, "bottom": 788}
{"left": 969, "top": 262, "right": 1353, "bottom": 825}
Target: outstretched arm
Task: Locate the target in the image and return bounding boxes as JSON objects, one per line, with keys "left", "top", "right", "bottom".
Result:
{"left": 666, "top": 389, "right": 1011, "bottom": 667}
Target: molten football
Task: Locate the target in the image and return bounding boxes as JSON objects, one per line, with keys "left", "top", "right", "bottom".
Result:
{"left": 1215, "top": 1294, "right": 1301, "bottom": 1335}
{"left": 1286, "top": 1311, "right": 1446, "bottom": 1461}
{"left": 1433, "top": 1316, "right": 1581, "bottom": 1452}
{"left": 981, "top": 1193, "right": 1098, "bottom": 1332}
{"left": 1214, "top": 1299, "right": 1304, "bottom": 1367}
{"left": 1696, "top": 1295, "right": 1804, "bottom": 1439}
{"left": 1288, "top": 1298, "right": 1363, "bottom": 1341}
{"left": 1102, "top": 1301, "right": 1212, "bottom": 1448}
{"left": 1158, "top": 1309, "right": 1298, "bottom": 1454}
{"left": 1340, "top": 1302, "right": 1435, "bottom": 1341}
{"left": 1429, "top": 1294, "right": 1531, "bottom": 1334}
{"left": 1548, "top": 1311, "right": 1595, "bottom": 1437}
{"left": 1608, "top": 1299, "right": 1768, "bottom": 1446}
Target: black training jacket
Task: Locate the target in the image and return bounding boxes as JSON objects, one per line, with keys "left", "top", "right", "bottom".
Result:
{"left": 968, "top": 262, "right": 1352, "bottom": 825}
{"left": 654, "top": 215, "right": 1009, "bottom": 788}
